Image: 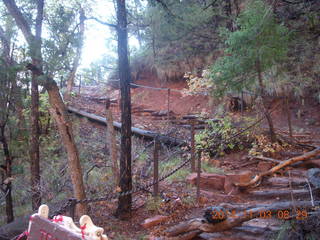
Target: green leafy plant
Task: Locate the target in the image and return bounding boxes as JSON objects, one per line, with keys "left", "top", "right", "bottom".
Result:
{"left": 195, "top": 116, "right": 250, "bottom": 157}
{"left": 210, "top": 0, "right": 291, "bottom": 97}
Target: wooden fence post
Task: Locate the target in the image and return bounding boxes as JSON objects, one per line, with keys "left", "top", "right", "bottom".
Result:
{"left": 153, "top": 137, "right": 160, "bottom": 197}
{"left": 285, "top": 96, "right": 293, "bottom": 139}
{"left": 167, "top": 88, "right": 171, "bottom": 123}
{"left": 191, "top": 121, "right": 196, "bottom": 172}
{"left": 106, "top": 98, "right": 120, "bottom": 185}
{"left": 196, "top": 152, "right": 201, "bottom": 203}
{"left": 241, "top": 91, "right": 244, "bottom": 114}
{"left": 78, "top": 75, "right": 81, "bottom": 95}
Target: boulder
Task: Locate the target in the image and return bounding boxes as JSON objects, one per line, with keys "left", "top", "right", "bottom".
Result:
{"left": 186, "top": 173, "right": 225, "bottom": 190}
{"left": 224, "top": 170, "right": 253, "bottom": 194}
{"left": 307, "top": 168, "right": 320, "bottom": 189}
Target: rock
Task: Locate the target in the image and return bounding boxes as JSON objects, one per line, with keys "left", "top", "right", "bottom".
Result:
{"left": 257, "top": 161, "right": 273, "bottom": 172}
{"left": 307, "top": 168, "right": 320, "bottom": 189}
{"left": 186, "top": 173, "right": 225, "bottom": 190}
{"left": 198, "top": 196, "right": 209, "bottom": 204}
{"left": 224, "top": 171, "right": 253, "bottom": 194}
{"left": 141, "top": 215, "right": 169, "bottom": 229}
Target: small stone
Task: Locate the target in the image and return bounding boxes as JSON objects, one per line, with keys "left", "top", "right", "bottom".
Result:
{"left": 198, "top": 196, "right": 209, "bottom": 204}
{"left": 141, "top": 215, "right": 169, "bottom": 229}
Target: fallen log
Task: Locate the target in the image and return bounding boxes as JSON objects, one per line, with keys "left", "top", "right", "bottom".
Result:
{"left": 236, "top": 147, "right": 320, "bottom": 187}
{"left": 166, "top": 201, "right": 319, "bottom": 239}
{"left": 250, "top": 155, "right": 282, "bottom": 163}
{"left": 247, "top": 188, "right": 318, "bottom": 200}
{"left": 67, "top": 107, "right": 186, "bottom": 146}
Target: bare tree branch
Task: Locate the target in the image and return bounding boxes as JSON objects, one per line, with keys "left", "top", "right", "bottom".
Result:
{"left": 85, "top": 16, "right": 117, "bottom": 28}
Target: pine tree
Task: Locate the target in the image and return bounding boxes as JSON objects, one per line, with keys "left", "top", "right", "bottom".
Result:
{"left": 210, "top": 0, "right": 290, "bottom": 141}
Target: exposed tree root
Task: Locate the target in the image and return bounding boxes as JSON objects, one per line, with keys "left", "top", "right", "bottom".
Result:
{"left": 236, "top": 147, "right": 320, "bottom": 187}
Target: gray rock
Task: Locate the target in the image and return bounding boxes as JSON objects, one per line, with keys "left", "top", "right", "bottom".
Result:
{"left": 307, "top": 168, "right": 320, "bottom": 189}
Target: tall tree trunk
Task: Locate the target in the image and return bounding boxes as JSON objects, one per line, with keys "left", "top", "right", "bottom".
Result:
{"left": 30, "top": 72, "right": 41, "bottom": 210}
{"left": 0, "top": 126, "right": 14, "bottom": 223}
{"left": 66, "top": 8, "right": 85, "bottom": 98}
{"left": 224, "top": 0, "right": 233, "bottom": 30}
{"left": 45, "top": 81, "right": 87, "bottom": 216}
{"left": 29, "top": 0, "right": 43, "bottom": 210}
{"left": 256, "top": 59, "right": 277, "bottom": 142}
{"left": 115, "top": 0, "right": 132, "bottom": 220}
{"left": 106, "top": 99, "right": 120, "bottom": 186}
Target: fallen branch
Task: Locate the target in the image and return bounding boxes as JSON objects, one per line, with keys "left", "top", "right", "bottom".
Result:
{"left": 236, "top": 147, "right": 320, "bottom": 187}
{"left": 250, "top": 155, "right": 282, "bottom": 163}
{"left": 165, "top": 201, "right": 319, "bottom": 238}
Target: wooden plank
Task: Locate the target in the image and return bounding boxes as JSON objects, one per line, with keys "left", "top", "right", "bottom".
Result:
{"left": 28, "top": 215, "right": 81, "bottom": 240}
{"left": 67, "top": 107, "right": 186, "bottom": 146}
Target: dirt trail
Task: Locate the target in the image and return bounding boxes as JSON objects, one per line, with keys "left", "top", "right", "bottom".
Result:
{"left": 68, "top": 83, "right": 320, "bottom": 240}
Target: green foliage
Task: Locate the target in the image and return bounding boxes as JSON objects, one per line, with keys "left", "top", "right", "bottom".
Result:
{"left": 42, "top": 0, "right": 92, "bottom": 78}
{"left": 195, "top": 116, "right": 253, "bottom": 157}
{"left": 128, "top": 0, "right": 229, "bottom": 75}
{"left": 210, "top": 0, "right": 290, "bottom": 97}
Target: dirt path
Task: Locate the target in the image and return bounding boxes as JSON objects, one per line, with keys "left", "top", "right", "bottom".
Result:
{"left": 67, "top": 84, "right": 320, "bottom": 239}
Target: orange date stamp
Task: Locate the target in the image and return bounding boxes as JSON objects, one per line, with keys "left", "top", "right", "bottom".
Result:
{"left": 210, "top": 209, "right": 308, "bottom": 220}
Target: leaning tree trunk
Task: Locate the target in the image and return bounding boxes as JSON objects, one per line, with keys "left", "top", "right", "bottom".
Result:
{"left": 45, "top": 81, "right": 87, "bottom": 216}
{"left": 256, "top": 59, "right": 277, "bottom": 142}
{"left": 0, "top": 126, "right": 14, "bottom": 223}
{"left": 115, "top": 0, "right": 133, "bottom": 220}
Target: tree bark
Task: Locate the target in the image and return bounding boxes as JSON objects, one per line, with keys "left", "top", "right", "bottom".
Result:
{"left": 224, "top": 0, "right": 233, "bottom": 30}
{"left": 29, "top": 0, "right": 43, "bottom": 210}
{"left": 115, "top": 0, "right": 133, "bottom": 220}
{"left": 30, "top": 72, "right": 41, "bottom": 210}
{"left": 105, "top": 99, "right": 119, "bottom": 186}
{"left": 0, "top": 126, "right": 14, "bottom": 223}
{"left": 66, "top": 8, "right": 85, "bottom": 97}
{"left": 3, "top": 0, "right": 87, "bottom": 216}
{"left": 45, "top": 81, "right": 87, "bottom": 216}
{"left": 256, "top": 59, "right": 277, "bottom": 142}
